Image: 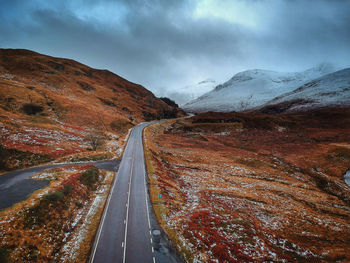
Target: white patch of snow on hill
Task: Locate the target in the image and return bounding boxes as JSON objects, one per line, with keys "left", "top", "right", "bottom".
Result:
{"left": 260, "top": 68, "right": 350, "bottom": 111}
{"left": 162, "top": 79, "right": 217, "bottom": 106}
{"left": 183, "top": 64, "right": 335, "bottom": 113}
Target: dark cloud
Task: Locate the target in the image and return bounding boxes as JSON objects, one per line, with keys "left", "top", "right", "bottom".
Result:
{"left": 0, "top": 0, "right": 349, "bottom": 103}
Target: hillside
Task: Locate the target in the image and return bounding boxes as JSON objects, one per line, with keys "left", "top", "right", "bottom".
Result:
{"left": 144, "top": 108, "right": 350, "bottom": 262}
{"left": 0, "top": 49, "right": 184, "bottom": 171}
{"left": 259, "top": 68, "right": 350, "bottom": 113}
{"left": 183, "top": 64, "right": 334, "bottom": 113}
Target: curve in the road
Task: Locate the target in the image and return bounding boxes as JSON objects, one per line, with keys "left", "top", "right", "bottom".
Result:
{"left": 0, "top": 160, "right": 121, "bottom": 210}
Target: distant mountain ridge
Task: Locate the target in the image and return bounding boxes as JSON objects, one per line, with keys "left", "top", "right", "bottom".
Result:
{"left": 183, "top": 64, "right": 335, "bottom": 113}
{"left": 165, "top": 78, "right": 217, "bottom": 106}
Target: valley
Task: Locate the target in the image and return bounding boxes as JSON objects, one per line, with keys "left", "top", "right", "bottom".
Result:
{"left": 0, "top": 49, "right": 184, "bottom": 263}
{"left": 2, "top": 1, "right": 350, "bottom": 262}
{"left": 1, "top": 49, "right": 349, "bottom": 263}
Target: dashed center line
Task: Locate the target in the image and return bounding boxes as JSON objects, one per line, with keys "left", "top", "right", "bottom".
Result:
{"left": 122, "top": 141, "right": 136, "bottom": 263}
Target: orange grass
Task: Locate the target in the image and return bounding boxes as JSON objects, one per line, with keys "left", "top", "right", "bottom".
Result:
{"left": 144, "top": 110, "right": 350, "bottom": 262}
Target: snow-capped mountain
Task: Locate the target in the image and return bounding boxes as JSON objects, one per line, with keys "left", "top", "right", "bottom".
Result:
{"left": 183, "top": 64, "right": 334, "bottom": 113}
{"left": 166, "top": 79, "right": 216, "bottom": 106}
{"left": 259, "top": 68, "right": 350, "bottom": 113}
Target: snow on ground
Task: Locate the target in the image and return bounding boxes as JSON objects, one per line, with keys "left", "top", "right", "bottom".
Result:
{"left": 60, "top": 171, "right": 114, "bottom": 262}
{"left": 344, "top": 170, "right": 350, "bottom": 187}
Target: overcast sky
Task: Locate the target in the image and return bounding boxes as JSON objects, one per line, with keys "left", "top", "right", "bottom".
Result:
{"left": 1, "top": 0, "right": 350, "bottom": 103}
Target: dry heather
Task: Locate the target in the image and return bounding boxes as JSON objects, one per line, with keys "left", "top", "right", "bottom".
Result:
{"left": 0, "top": 48, "right": 184, "bottom": 172}
{"left": 144, "top": 108, "right": 350, "bottom": 262}
{"left": 0, "top": 164, "right": 114, "bottom": 262}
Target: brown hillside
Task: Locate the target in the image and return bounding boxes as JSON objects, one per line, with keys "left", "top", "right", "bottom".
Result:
{"left": 145, "top": 107, "right": 350, "bottom": 262}
{"left": 0, "top": 49, "right": 184, "bottom": 171}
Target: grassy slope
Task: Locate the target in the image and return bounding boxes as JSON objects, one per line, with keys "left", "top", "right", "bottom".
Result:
{"left": 0, "top": 49, "right": 184, "bottom": 171}
{"left": 144, "top": 108, "right": 350, "bottom": 262}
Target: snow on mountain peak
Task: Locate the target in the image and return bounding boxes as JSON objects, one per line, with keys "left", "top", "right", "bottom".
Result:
{"left": 259, "top": 68, "right": 350, "bottom": 112}
{"left": 184, "top": 64, "right": 335, "bottom": 113}
{"left": 198, "top": 79, "right": 216, "bottom": 85}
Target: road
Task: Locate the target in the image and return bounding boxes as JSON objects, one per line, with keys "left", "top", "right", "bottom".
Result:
{"left": 0, "top": 159, "right": 121, "bottom": 210}
{"left": 90, "top": 122, "right": 155, "bottom": 263}
{"left": 1, "top": 122, "right": 182, "bottom": 263}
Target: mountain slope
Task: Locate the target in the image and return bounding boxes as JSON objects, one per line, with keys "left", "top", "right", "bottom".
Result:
{"left": 258, "top": 68, "right": 350, "bottom": 113}
{"left": 0, "top": 48, "right": 184, "bottom": 171}
{"left": 183, "top": 64, "right": 334, "bottom": 113}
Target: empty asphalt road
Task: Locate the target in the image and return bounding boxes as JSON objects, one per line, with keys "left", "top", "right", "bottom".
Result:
{"left": 90, "top": 122, "right": 156, "bottom": 263}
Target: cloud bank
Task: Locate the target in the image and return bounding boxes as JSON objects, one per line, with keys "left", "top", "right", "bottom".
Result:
{"left": 1, "top": 0, "right": 349, "bottom": 103}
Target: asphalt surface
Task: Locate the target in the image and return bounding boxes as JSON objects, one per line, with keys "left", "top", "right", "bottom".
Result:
{"left": 90, "top": 122, "right": 155, "bottom": 263}
{"left": 0, "top": 159, "right": 121, "bottom": 210}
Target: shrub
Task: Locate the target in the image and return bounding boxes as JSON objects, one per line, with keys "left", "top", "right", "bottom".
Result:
{"left": 22, "top": 103, "right": 43, "bottom": 115}
{"left": 86, "top": 132, "right": 105, "bottom": 151}
{"left": 0, "top": 247, "right": 11, "bottom": 263}
{"left": 45, "top": 190, "right": 65, "bottom": 201}
{"left": 160, "top": 97, "right": 179, "bottom": 108}
{"left": 63, "top": 184, "right": 73, "bottom": 195}
{"left": 332, "top": 147, "right": 350, "bottom": 160}
{"left": 110, "top": 119, "right": 133, "bottom": 133}
{"left": 26, "top": 86, "right": 36, "bottom": 90}
{"left": 79, "top": 168, "right": 99, "bottom": 189}
{"left": 75, "top": 201, "right": 83, "bottom": 208}
{"left": 77, "top": 81, "right": 96, "bottom": 91}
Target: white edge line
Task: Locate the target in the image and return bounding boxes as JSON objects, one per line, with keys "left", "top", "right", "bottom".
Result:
{"left": 142, "top": 124, "right": 156, "bottom": 262}
{"left": 142, "top": 127, "right": 152, "bottom": 231}
{"left": 88, "top": 166, "right": 119, "bottom": 263}
{"left": 144, "top": 172, "right": 152, "bottom": 230}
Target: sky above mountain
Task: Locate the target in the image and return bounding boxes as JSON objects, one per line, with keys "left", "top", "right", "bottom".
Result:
{"left": 1, "top": 0, "right": 350, "bottom": 100}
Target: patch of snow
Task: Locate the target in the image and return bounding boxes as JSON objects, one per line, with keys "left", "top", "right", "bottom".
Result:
{"left": 0, "top": 73, "right": 14, "bottom": 79}
{"left": 344, "top": 170, "right": 350, "bottom": 187}
{"left": 60, "top": 171, "right": 113, "bottom": 262}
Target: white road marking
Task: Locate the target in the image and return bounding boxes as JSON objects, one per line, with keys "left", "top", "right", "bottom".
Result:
{"left": 89, "top": 124, "right": 159, "bottom": 263}
{"left": 143, "top": 159, "right": 151, "bottom": 230}
{"left": 89, "top": 169, "right": 119, "bottom": 263}
{"left": 122, "top": 143, "right": 136, "bottom": 263}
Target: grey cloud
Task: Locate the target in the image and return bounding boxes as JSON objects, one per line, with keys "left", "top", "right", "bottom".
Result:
{"left": 0, "top": 0, "right": 349, "bottom": 103}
